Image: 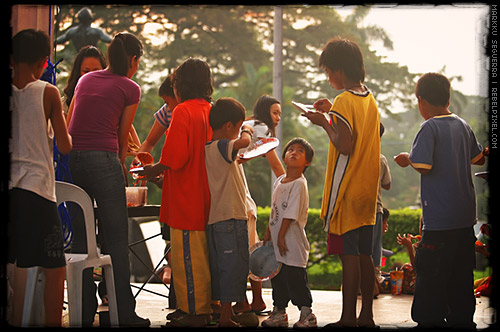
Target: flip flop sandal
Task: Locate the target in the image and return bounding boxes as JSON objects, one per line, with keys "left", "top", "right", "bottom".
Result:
{"left": 232, "top": 312, "right": 259, "bottom": 327}
{"left": 166, "top": 309, "right": 187, "bottom": 321}
{"left": 251, "top": 309, "right": 271, "bottom": 316}
{"left": 165, "top": 314, "right": 211, "bottom": 328}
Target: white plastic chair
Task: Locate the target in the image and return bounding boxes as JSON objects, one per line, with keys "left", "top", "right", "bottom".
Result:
{"left": 56, "top": 181, "right": 119, "bottom": 327}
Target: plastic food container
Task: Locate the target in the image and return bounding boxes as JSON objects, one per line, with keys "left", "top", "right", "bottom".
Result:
{"left": 390, "top": 270, "right": 404, "bottom": 295}
{"left": 126, "top": 186, "right": 147, "bottom": 207}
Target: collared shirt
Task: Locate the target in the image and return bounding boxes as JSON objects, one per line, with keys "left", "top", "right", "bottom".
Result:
{"left": 410, "top": 114, "right": 483, "bottom": 230}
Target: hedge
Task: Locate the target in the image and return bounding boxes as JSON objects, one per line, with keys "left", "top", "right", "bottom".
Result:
{"left": 255, "top": 206, "right": 422, "bottom": 267}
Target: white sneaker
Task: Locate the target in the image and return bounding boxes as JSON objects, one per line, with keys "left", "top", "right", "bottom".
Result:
{"left": 261, "top": 307, "right": 288, "bottom": 328}
{"left": 293, "top": 309, "right": 317, "bottom": 328}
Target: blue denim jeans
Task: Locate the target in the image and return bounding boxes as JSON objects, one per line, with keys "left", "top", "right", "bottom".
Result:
{"left": 69, "top": 150, "right": 136, "bottom": 324}
{"left": 207, "top": 219, "right": 249, "bottom": 303}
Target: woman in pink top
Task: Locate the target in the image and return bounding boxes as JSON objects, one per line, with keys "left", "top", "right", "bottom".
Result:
{"left": 66, "top": 32, "right": 149, "bottom": 327}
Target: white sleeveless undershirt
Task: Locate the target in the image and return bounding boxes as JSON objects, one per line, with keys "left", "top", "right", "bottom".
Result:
{"left": 10, "top": 80, "right": 56, "bottom": 202}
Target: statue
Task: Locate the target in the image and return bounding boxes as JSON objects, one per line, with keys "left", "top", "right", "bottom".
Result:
{"left": 55, "top": 7, "right": 112, "bottom": 51}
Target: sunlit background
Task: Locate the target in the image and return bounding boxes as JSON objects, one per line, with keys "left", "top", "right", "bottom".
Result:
{"left": 51, "top": 4, "right": 491, "bottom": 221}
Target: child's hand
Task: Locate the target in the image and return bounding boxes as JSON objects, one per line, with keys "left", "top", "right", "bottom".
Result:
{"left": 394, "top": 153, "right": 411, "bottom": 167}
{"left": 397, "top": 233, "right": 413, "bottom": 248}
{"left": 301, "top": 111, "right": 329, "bottom": 128}
{"left": 313, "top": 98, "right": 332, "bottom": 113}
{"left": 138, "top": 163, "right": 161, "bottom": 181}
{"left": 262, "top": 227, "right": 271, "bottom": 245}
{"left": 277, "top": 234, "right": 288, "bottom": 256}
{"left": 149, "top": 172, "right": 164, "bottom": 188}
{"left": 382, "top": 220, "right": 388, "bottom": 233}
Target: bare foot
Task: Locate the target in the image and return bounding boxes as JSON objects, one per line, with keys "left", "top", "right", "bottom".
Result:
{"left": 211, "top": 301, "right": 222, "bottom": 313}
{"left": 233, "top": 301, "right": 251, "bottom": 313}
{"left": 357, "top": 317, "right": 376, "bottom": 328}
{"left": 251, "top": 300, "right": 266, "bottom": 312}
{"left": 325, "top": 320, "right": 358, "bottom": 328}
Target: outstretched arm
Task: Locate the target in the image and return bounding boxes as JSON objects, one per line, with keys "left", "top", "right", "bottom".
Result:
{"left": 233, "top": 124, "right": 254, "bottom": 152}
{"left": 265, "top": 150, "right": 285, "bottom": 177}
{"left": 397, "top": 233, "right": 416, "bottom": 266}
{"left": 394, "top": 152, "right": 430, "bottom": 175}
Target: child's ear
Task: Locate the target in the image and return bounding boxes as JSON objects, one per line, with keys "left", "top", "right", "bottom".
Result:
{"left": 38, "top": 56, "right": 49, "bottom": 69}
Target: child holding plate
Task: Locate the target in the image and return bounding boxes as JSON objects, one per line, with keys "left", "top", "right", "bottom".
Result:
{"left": 261, "top": 137, "right": 316, "bottom": 328}
{"left": 234, "top": 95, "right": 285, "bottom": 315}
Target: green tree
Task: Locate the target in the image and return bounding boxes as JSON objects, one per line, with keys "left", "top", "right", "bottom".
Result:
{"left": 53, "top": 5, "right": 422, "bottom": 207}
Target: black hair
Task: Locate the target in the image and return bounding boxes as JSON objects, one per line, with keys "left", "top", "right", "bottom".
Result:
{"left": 107, "top": 32, "right": 143, "bottom": 76}
{"left": 415, "top": 73, "right": 451, "bottom": 107}
{"left": 251, "top": 95, "right": 280, "bottom": 137}
{"left": 11, "top": 29, "right": 50, "bottom": 64}
{"left": 319, "top": 37, "right": 365, "bottom": 83}
{"left": 380, "top": 122, "right": 385, "bottom": 137}
{"left": 282, "top": 137, "right": 314, "bottom": 173}
{"left": 172, "top": 58, "right": 213, "bottom": 102}
{"left": 64, "top": 45, "right": 106, "bottom": 107}
{"left": 209, "top": 97, "right": 246, "bottom": 130}
{"left": 158, "top": 74, "right": 175, "bottom": 98}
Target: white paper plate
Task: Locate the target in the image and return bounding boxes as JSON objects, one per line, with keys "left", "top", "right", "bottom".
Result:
{"left": 129, "top": 167, "right": 144, "bottom": 173}
{"left": 292, "top": 101, "right": 314, "bottom": 113}
{"left": 240, "top": 137, "right": 279, "bottom": 160}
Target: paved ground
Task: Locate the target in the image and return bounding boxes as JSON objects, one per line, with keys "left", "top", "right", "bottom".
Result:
{"left": 58, "top": 220, "right": 495, "bottom": 329}
{"left": 62, "top": 282, "right": 494, "bottom": 329}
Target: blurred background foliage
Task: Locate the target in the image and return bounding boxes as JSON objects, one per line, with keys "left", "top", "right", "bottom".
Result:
{"left": 52, "top": 5, "right": 489, "bottom": 221}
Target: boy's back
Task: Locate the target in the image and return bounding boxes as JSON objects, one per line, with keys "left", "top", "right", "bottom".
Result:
{"left": 10, "top": 80, "right": 56, "bottom": 201}
{"left": 322, "top": 89, "right": 380, "bottom": 235}
{"left": 410, "top": 114, "right": 483, "bottom": 230}
{"left": 205, "top": 139, "right": 248, "bottom": 224}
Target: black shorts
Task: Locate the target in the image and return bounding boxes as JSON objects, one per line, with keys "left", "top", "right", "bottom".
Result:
{"left": 8, "top": 188, "right": 66, "bottom": 268}
{"left": 327, "top": 225, "right": 374, "bottom": 256}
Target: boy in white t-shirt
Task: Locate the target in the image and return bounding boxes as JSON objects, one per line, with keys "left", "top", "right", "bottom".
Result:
{"left": 262, "top": 137, "right": 316, "bottom": 328}
{"left": 205, "top": 97, "right": 255, "bottom": 327}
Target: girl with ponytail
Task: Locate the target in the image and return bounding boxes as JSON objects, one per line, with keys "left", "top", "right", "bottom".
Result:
{"left": 107, "top": 32, "right": 143, "bottom": 77}
{"left": 65, "top": 32, "right": 150, "bottom": 327}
